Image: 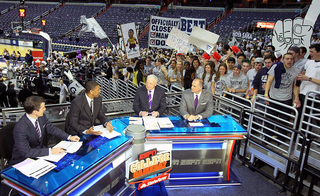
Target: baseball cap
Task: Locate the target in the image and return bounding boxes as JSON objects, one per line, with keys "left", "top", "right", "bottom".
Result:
{"left": 288, "top": 46, "right": 300, "bottom": 53}
{"left": 254, "top": 57, "right": 264, "bottom": 64}
{"left": 202, "top": 53, "right": 210, "bottom": 60}
{"left": 230, "top": 46, "right": 240, "bottom": 54}
{"left": 212, "top": 51, "right": 221, "bottom": 61}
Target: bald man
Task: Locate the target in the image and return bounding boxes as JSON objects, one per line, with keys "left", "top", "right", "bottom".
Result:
{"left": 180, "top": 78, "right": 214, "bottom": 121}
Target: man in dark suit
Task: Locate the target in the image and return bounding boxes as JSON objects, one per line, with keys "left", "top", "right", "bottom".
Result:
{"left": 67, "top": 81, "right": 113, "bottom": 135}
{"left": 10, "top": 96, "right": 79, "bottom": 165}
{"left": 0, "top": 78, "right": 8, "bottom": 107}
{"left": 18, "top": 83, "right": 33, "bottom": 106}
{"left": 6, "top": 83, "right": 18, "bottom": 107}
{"left": 133, "top": 74, "right": 167, "bottom": 117}
{"left": 180, "top": 78, "right": 214, "bottom": 121}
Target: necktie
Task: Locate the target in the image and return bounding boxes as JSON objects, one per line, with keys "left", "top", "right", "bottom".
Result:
{"left": 90, "top": 100, "right": 93, "bottom": 114}
{"left": 194, "top": 95, "right": 198, "bottom": 111}
{"left": 148, "top": 91, "right": 152, "bottom": 110}
{"left": 35, "top": 119, "right": 41, "bottom": 141}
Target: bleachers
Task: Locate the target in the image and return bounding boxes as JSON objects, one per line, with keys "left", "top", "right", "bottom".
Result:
{"left": 162, "top": 7, "right": 224, "bottom": 26}
{"left": 29, "top": 3, "right": 105, "bottom": 40}
{"left": 210, "top": 8, "right": 299, "bottom": 41}
{"left": 74, "top": 5, "right": 159, "bottom": 47}
{"left": 0, "top": 2, "right": 57, "bottom": 32}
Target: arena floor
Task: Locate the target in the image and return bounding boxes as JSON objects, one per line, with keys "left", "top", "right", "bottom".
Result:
{"left": 0, "top": 43, "right": 42, "bottom": 68}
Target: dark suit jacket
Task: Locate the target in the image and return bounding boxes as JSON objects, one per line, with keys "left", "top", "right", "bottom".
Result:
{"left": 180, "top": 89, "right": 213, "bottom": 119}
{"left": 67, "top": 92, "right": 108, "bottom": 135}
{"left": 133, "top": 86, "right": 167, "bottom": 115}
{"left": 10, "top": 114, "right": 69, "bottom": 165}
{"left": 18, "top": 88, "right": 33, "bottom": 103}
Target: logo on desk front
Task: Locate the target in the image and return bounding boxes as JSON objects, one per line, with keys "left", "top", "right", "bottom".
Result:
{"left": 127, "top": 148, "right": 172, "bottom": 187}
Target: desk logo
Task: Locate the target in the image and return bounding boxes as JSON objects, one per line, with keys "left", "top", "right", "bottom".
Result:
{"left": 128, "top": 148, "right": 172, "bottom": 186}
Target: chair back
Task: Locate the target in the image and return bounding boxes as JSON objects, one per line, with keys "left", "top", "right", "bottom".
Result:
{"left": 0, "top": 123, "right": 17, "bottom": 161}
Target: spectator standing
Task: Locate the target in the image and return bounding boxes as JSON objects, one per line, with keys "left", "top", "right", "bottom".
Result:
{"left": 0, "top": 78, "right": 8, "bottom": 107}
{"left": 226, "top": 64, "right": 248, "bottom": 97}
{"left": 212, "top": 63, "right": 228, "bottom": 96}
{"left": 18, "top": 83, "right": 33, "bottom": 106}
{"left": 296, "top": 44, "right": 320, "bottom": 130}
{"left": 202, "top": 61, "right": 215, "bottom": 93}
{"left": 6, "top": 83, "right": 18, "bottom": 107}
{"left": 288, "top": 46, "right": 308, "bottom": 74}
{"left": 133, "top": 60, "right": 145, "bottom": 87}
{"left": 246, "top": 58, "right": 263, "bottom": 98}
{"left": 192, "top": 58, "right": 204, "bottom": 79}
{"left": 264, "top": 53, "right": 300, "bottom": 142}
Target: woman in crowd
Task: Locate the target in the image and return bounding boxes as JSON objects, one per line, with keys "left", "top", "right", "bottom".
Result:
{"left": 132, "top": 60, "right": 145, "bottom": 87}
{"left": 11, "top": 51, "right": 17, "bottom": 67}
{"left": 153, "top": 57, "right": 168, "bottom": 86}
{"left": 183, "top": 61, "right": 195, "bottom": 90}
{"left": 192, "top": 58, "right": 204, "bottom": 79}
{"left": 124, "top": 67, "right": 133, "bottom": 82}
{"left": 3, "top": 49, "right": 10, "bottom": 67}
{"left": 202, "top": 61, "right": 215, "bottom": 93}
{"left": 169, "top": 60, "right": 184, "bottom": 90}
{"left": 17, "top": 51, "right": 21, "bottom": 68}
{"left": 212, "top": 63, "right": 228, "bottom": 96}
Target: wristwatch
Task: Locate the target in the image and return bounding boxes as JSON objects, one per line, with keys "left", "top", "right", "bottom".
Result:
{"left": 309, "top": 77, "right": 312, "bottom": 81}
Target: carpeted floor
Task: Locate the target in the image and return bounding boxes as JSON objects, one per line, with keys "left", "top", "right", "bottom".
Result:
{"left": 0, "top": 158, "right": 284, "bottom": 196}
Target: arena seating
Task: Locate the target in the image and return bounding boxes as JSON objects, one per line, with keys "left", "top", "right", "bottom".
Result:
{"left": 162, "top": 8, "right": 223, "bottom": 26}
{"left": 209, "top": 9, "right": 299, "bottom": 41}
{"left": 0, "top": 3, "right": 57, "bottom": 32}
{"left": 75, "top": 5, "right": 159, "bottom": 47}
{"left": 29, "top": 3, "right": 105, "bottom": 40}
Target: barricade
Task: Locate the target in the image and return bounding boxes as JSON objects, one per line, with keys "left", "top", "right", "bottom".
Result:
{"left": 295, "top": 90, "right": 320, "bottom": 169}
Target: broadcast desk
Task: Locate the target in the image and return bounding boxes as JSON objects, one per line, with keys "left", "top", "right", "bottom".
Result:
{"left": 1, "top": 115, "right": 247, "bottom": 195}
{"left": 119, "top": 115, "right": 247, "bottom": 187}
{"left": 1, "top": 119, "right": 132, "bottom": 196}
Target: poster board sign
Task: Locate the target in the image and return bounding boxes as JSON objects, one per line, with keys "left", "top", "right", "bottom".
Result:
{"left": 68, "top": 80, "right": 85, "bottom": 97}
{"left": 120, "top": 22, "right": 140, "bottom": 59}
{"left": 188, "top": 26, "right": 219, "bottom": 54}
{"left": 32, "top": 51, "right": 43, "bottom": 67}
{"left": 166, "top": 27, "right": 190, "bottom": 54}
{"left": 179, "top": 17, "right": 206, "bottom": 35}
{"left": 148, "top": 15, "right": 180, "bottom": 49}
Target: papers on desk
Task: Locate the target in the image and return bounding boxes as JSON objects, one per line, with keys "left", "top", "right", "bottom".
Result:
{"left": 38, "top": 153, "right": 66, "bottom": 162}
{"left": 142, "top": 117, "right": 175, "bottom": 130}
{"left": 13, "top": 158, "right": 56, "bottom": 179}
{"left": 94, "top": 125, "right": 121, "bottom": 139}
{"left": 38, "top": 141, "right": 83, "bottom": 162}
{"left": 143, "top": 117, "right": 160, "bottom": 130}
{"left": 129, "top": 117, "right": 143, "bottom": 125}
{"left": 157, "top": 118, "right": 174, "bottom": 128}
{"left": 55, "top": 141, "right": 83, "bottom": 153}
{"left": 189, "top": 122, "right": 204, "bottom": 127}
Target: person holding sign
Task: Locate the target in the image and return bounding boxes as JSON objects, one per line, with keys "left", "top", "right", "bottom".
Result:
{"left": 126, "top": 29, "right": 138, "bottom": 53}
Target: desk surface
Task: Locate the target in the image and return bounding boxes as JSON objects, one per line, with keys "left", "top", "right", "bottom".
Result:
{"left": 1, "top": 115, "right": 247, "bottom": 195}
{"left": 1, "top": 119, "right": 131, "bottom": 196}
{"left": 117, "top": 115, "right": 247, "bottom": 138}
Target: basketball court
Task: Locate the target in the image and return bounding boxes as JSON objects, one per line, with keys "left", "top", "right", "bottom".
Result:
{"left": 0, "top": 43, "right": 42, "bottom": 68}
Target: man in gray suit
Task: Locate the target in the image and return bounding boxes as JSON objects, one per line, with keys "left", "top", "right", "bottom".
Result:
{"left": 68, "top": 81, "right": 113, "bottom": 135}
{"left": 180, "top": 78, "right": 214, "bottom": 121}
